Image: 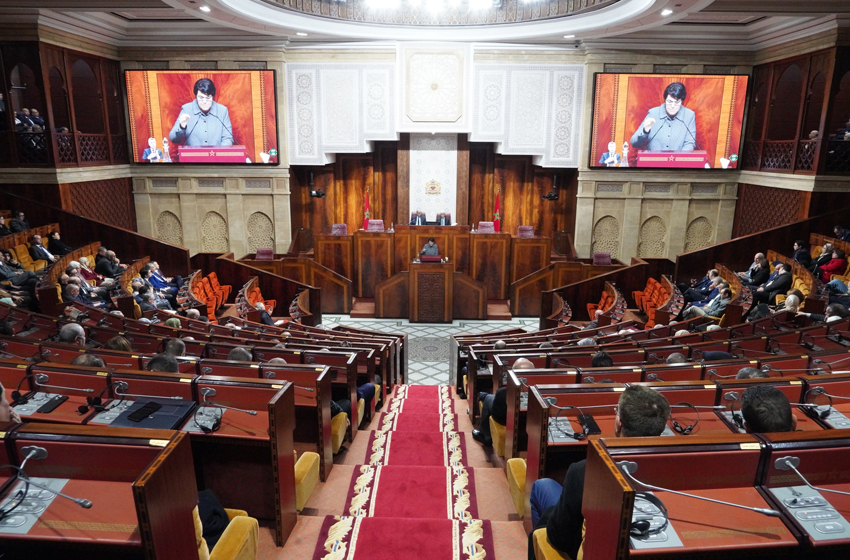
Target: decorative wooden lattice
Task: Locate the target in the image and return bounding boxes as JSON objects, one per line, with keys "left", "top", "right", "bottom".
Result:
{"left": 111, "top": 134, "right": 128, "bottom": 162}
{"left": 15, "top": 132, "right": 49, "bottom": 164}
{"left": 825, "top": 141, "right": 850, "bottom": 174}
{"left": 743, "top": 142, "right": 761, "bottom": 169}
{"left": 56, "top": 133, "right": 76, "bottom": 164}
{"left": 78, "top": 134, "right": 110, "bottom": 163}
{"left": 761, "top": 141, "right": 795, "bottom": 170}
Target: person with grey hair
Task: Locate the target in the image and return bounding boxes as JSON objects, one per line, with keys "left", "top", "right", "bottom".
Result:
{"left": 683, "top": 287, "right": 732, "bottom": 319}
{"left": 737, "top": 252, "right": 765, "bottom": 283}
{"left": 666, "top": 352, "right": 686, "bottom": 365}
{"left": 782, "top": 294, "right": 801, "bottom": 314}
{"left": 70, "top": 353, "right": 106, "bottom": 368}
{"left": 810, "top": 242, "right": 834, "bottom": 273}
{"left": 164, "top": 338, "right": 186, "bottom": 357}
{"left": 576, "top": 337, "right": 596, "bottom": 346}
{"left": 58, "top": 322, "right": 87, "bottom": 346}
{"left": 227, "top": 346, "right": 253, "bottom": 362}
{"left": 186, "top": 308, "right": 201, "bottom": 320}
{"left": 736, "top": 366, "right": 768, "bottom": 379}
{"left": 139, "top": 291, "right": 157, "bottom": 312}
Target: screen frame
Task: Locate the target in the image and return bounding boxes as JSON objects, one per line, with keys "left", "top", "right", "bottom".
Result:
{"left": 587, "top": 71, "right": 751, "bottom": 171}
{"left": 123, "top": 68, "right": 280, "bottom": 166}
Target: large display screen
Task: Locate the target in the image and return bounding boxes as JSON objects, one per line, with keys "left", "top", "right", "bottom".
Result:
{"left": 125, "top": 70, "right": 278, "bottom": 165}
{"left": 589, "top": 73, "right": 749, "bottom": 169}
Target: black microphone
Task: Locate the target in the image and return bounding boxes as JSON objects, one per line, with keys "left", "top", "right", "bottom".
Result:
{"left": 200, "top": 387, "right": 257, "bottom": 415}
{"left": 675, "top": 114, "right": 699, "bottom": 151}
{"left": 618, "top": 461, "right": 780, "bottom": 517}
{"left": 209, "top": 111, "right": 237, "bottom": 146}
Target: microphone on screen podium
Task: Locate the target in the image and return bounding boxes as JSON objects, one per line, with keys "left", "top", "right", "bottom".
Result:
{"left": 617, "top": 461, "right": 781, "bottom": 517}
{"left": 17, "top": 446, "right": 93, "bottom": 509}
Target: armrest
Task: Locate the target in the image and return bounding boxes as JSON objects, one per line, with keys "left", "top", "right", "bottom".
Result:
{"left": 209, "top": 515, "right": 258, "bottom": 560}
{"left": 295, "top": 451, "right": 321, "bottom": 511}
{"left": 224, "top": 508, "right": 248, "bottom": 521}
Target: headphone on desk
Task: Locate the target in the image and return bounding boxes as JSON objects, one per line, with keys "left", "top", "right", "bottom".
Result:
{"left": 630, "top": 493, "right": 669, "bottom": 537}
{"left": 11, "top": 374, "right": 35, "bottom": 406}
{"left": 670, "top": 402, "right": 700, "bottom": 435}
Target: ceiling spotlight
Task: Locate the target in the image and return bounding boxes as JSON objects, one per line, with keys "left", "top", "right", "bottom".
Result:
{"left": 661, "top": 8, "right": 673, "bottom": 15}
{"left": 563, "top": 34, "right": 575, "bottom": 39}
{"left": 296, "top": 32, "right": 308, "bottom": 36}
{"left": 199, "top": 5, "right": 211, "bottom": 12}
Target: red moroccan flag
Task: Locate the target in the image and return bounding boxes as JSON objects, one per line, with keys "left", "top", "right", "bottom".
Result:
{"left": 363, "top": 185, "right": 371, "bottom": 230}
{"left": 493, "top": 188, "right": 501, "bottom": 232}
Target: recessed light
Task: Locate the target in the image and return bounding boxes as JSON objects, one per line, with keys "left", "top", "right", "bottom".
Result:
{"left": 661, "top": 8, "right": 673, "bottom": 16}
{"left": 199, "top": 5, "right": 211, "bottom": 12}
{"left": 563, "top": 35, "right": 575, "bottom": 39}
{"left": 296, "top": 32, "right": 308, "bottom": 36}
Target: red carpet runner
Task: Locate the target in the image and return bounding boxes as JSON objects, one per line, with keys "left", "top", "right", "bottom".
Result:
{"left": 311, "top": 384, "right": 496, "bottom": 560}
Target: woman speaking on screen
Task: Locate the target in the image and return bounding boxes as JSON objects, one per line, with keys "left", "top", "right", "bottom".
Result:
{"left": 169, "top": 78, "right": 234, "bottom": 147}
{"left": 629, "top": 82, "right": 696, "bottom": 152}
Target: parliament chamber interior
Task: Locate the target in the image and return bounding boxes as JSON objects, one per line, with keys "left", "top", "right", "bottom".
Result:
{"left": 2, "top": 0, "right": 850, "bottom": 558}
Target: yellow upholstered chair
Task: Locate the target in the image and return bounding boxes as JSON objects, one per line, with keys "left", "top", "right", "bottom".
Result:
{"left": 489, "top": 416, "right": 506, "bottom": 457}
{"left": 812, "top": 245, "right": 823, "bottom": 258}
{"left": 506, "top": 458, "right": 526, "bottom": 517}
{"left": 331, "top": 411, "right": 348, "bottom": 454}
{"left": 12, "top": 245, "right": 44, "bottom": 271}
{"left": 294, "top": 451, "right": 320, "bottom": 512}
{"left": 193, "top": 505, "right": 258, "bottom": 560}
{"left": 532, "top": 522, "right": 585, "bottom": 560}
{"left": 357, "top": 397, "right": 365, "bottom": 427}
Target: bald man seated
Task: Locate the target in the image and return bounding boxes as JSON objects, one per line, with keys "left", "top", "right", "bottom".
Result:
{"left": 472, "top": 357, "right": 534, "bottom": 446}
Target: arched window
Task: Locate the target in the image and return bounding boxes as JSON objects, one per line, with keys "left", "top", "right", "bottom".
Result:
{"left": 9, "top": 63, "right": 42, "bottom": 123}
{"left": 105, "top": 74, "right": 123, "bottom": 134}
{"left": 747, "top": 80, "right": 768, "bottom": 141}
{"left": 49, "top": 66, "right": 71, "bottom": 130}
{"left": 767, "top": 63, "right": 803, "bottom": 140}
{"left": 829, "top": 71, "right": 850, "bottom": 137}
{"left": 71, "top": 58, "right": 104, "bottom": 133}
{"left": 800, "top": 72, "right": 826, "bottom": 140}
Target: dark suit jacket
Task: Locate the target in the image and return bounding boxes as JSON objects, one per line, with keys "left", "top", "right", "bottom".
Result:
{"left": 29, "top": 244, "right": 52, "bottom": 262}
{"left": 747, "top": 267, "right": 770, "bottom": 287}
{"left": 48, "top": 238, "right": 73, "bottom": 256}
{"left": 793, "top": 248, "right": 812, "bottom": 268}
{"left": 810, "top": 252, "right": 832, "bottom": 271}
{"left": 409, "top": 213, "right": 426, "bottom": 225}
{"left": 9, "top": 219, "right": 29, "bottom": 233}
{"left": 763, "top": 273, "right": 793, "bottom": 303}
{"left": 95, "top": 258, "right": 121, "bottom": 278}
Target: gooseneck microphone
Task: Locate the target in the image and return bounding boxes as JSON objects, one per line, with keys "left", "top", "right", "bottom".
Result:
{"left": 200, "top": 387, "right": 257, "bottom": 415}
{"left": 113, "top": 381, "right": 182, "bottom": 400}
{"left": 17, "top": 446, "right": 93, "bottom": 509}
{"left": 34, "top": 373, "right": 94, "bottom": 393}
{"left": 774, "top": 456, "right": 850, "bottom": 498}
{"left": 618, "top": 461, "right": 781, "bottom": 517}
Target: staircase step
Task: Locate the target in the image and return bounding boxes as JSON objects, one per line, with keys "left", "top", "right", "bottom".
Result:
{"left": 487, "top": 300, "right": 512, "bottom": 321}
{"left": 351, "top": 297, "right": 376, "bottom": 318}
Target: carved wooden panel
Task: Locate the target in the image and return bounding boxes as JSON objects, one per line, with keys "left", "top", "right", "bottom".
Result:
{"left": 469, "top": 232, "right": 511, "bottom": 300}
{"left": 410, "top": 265, "right": 452, "bottom": 323}
{"left": 67, "top": 178, "right": 137, "bottom": 230}
{"left": 354, "top": 232, "right": 394, "bottom": 298}
{"left": 375, "top": 272, "right": 408, "bottom": 318}
{"left": 314, "top": 234, "right": 354, "bottom": 280}
{"left": 453, "top": 273, "right": 487, "bottom": 319}
{"left": 732, "top": 183, "right": 809, "bottom": 238}
{"left": 510, "top": 237, "right": 551, "bottom": 283}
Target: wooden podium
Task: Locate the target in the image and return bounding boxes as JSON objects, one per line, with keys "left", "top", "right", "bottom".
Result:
{"left": 636, "top": 150, "right": 709, "bottom": 168}
{"left": 409, "top": 261, "right": 453, "bottom": 322}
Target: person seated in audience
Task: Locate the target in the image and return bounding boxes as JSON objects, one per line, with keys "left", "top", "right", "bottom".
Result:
{"left": 0, "top": 382, "right": 22, "bottom": 424}
{"left": 409, "top": 209, "right": 426, "bottom": 226}
{"left": 165, "top": 338, "right": 186, "bottom": 357}
{"left": 68, "top": 262, "right": 109, "bottom": 299}
{"left": 528, "top": 385, "right": 671, "bottom": 560}
{"left": 576, "top": 337, "right": 596, "bottom": 346}
{"left": 737, "top": 253, "right": 765, "bottom": 283}
{"left": 77, "top": 256, "right": 111, "bottom": 287}
{"left": 0, "top": 320, "right": 12, "bottom": 336}
{"left": 139, "top": 291, "right": 158, "bottom": 312}
{"left": 472, "top": 357, "right": 534, "bottom": 446}
{"left": 683, "top": 287, "right": 731, "bottom": 319}
{"left": 684, "top": 279, "right": 727, "bottom": 312}
{"left": 666, "top": 352, "right": 686, "bottom": 365}
{"left": 792, "top": 240, "right": 812, "bottom": 268}
{"left": 744, "top": 258, "right": 770, "bottom": 288}
{"left": 70, "top": 353, "right": 106, "bottom": 368}
{"left": 736, "top": 366, "right": 768, "bottom": 379}
{"left": 266, "top": 357, "right": 287, "bottom": 365}
{"left": 0, "top": 254, "right": 38, "bottom": 292}
{"left": 227, "top": 346, "right": 253, "bottom": 361}
{"left": 46, "top": 230, "right": 73, "bottom": 256}
{"left": 139, "top": 284, "right": 173, "bottom": 311}
{"left": 583, "top": 309, "right": 604, "bottom": 330}
{"left": 777, "top": 293, "right": 801, "bottom": 315}
{"left": 674, "top": 329, "right": 691, "bottom": 337}
{"left": 148, "top": 260, "right": 183, "bottom": 289}
{"left": 58, "top": 323, "right": 87, "bottom": 347}
{"left": 186, "top": 308, "right": 201, "bottom": 320}
{"left": 140, "top": 266, "right": 178, "bottom": 309}
{"left": 798, "top": 302, "right": 849, "bottom": 324}
{"left": 104, "top": 336, "right": 133, "bottom": 352}
{"left": 95, "top": 250, "right": 127, "bottom": 279}
{"left": 817, "top": 248, "right": 847, "bottom": 281}
{"left": 436, "top": 212, "right": 450, "bottom": 226}
{"left": 29, "top": 108, "right": 44, "bottom": 127}
{"left": 810, "top": 242, "right": 834, "bottom": 273}
{"left": 591, "top": 351, "right": 613, "bottom": 368}
{"left": 146, "top": 353, "right": 179, "bottom": 373}
{"left": 753, "top": 263, "right": 792, "bottom": 304}
{"left": 8, "top": 210, "right": 29, "bottom": 233}
{"left": 539, "top": 342, "right": 554, "bottom": 350}
{"left": 64, "top": 283, "right": 107, "bottom": 310}
{"left": 740, "top": 385, "right": 797, "bottom": 433}
{"left": 256, "top": 302, "right": 285, "bottom": 326}
{"left": 0, "top": 216, "right": 12, "bottom": 237}
{"left": 834, "top": 225, "right": 850, "bottom": 242}
{"left": 95, "top": 246, "right": 108, "bottom": 265}
{"left": 680, "top": 268, "right": 719, "bottom": 303}
{"left": 164, "top": 317, "right": 181, "bottom": 329}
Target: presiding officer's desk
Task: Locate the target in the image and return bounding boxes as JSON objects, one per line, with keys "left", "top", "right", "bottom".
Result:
{"left": 0, "top": 423, "right": 197, "bottom": 560}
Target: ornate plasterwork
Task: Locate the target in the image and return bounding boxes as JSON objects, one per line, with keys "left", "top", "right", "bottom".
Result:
{"left": 409, "top": 133, "right": 457, "bottom": 222}
{"left": 397, "top": 43, "right": 472, "bottom": 133}
{"left": 591, "top": 215, "right": 620, "bottom": 259}
{"left": 201, "top": 212, "right": 229, "bottom": 253}
{"left": 638, "top": 216, "right": 666, "bottom": 257}
{"left": 287, "top": 63, "right": 395, "bottom": 166}
{"left": 685, "top": 217, "right": 713, "bottom": 251}
{"left": 247, "top": 212, "right": 275, "bottom": 254}
{"left": 155, "top": 211, "right": 183, "bottom": 246}
{"left": 472, "top": 64, "right": 585, "bottom": 168}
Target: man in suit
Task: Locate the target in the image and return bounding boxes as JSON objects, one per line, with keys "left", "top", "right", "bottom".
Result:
{"left": 28, "top": 234, "right": 57, "bottom": 265}
{"left": 680, "top": 269, "right": 718, "bottom": 303}
{"left": 737, "top": 252, "right": 765, "bottom": 283}
{"left": 745, "top": 258, "right": 770, "bottom": 288}
{"left": 792, "top": 240, "right": 812, "bottom": 268}
{"left": 682, "top": 287, "right": 731, "bottom": 319}
{"left": 29, "top": 108, "right": 44, "bottom": 127}
{"left": 810, "top": 243, "right": 834, "bottom": 272}
{"left": 139, "top": 291, "right": 158, "bottom": 312}
{"left": 9, "top": 210, "right": 29, "bottom": 233}
{"left": 753, "top": 262, "right": 793, "bottom": 304}
{"left": 142, "top": 137, "right": 163, "bottom": 163}
{"left": 437, "top": 212, "right": 450, "bottom": 226}
{"left": 409, "top": 209, "right": 426, "bottom": 226}
{"left": 528, "top": 386, "right": 671, "bottom": 560}
{"left": 598, "top": 141, "right": 621, "bottom": 166}
{"left": 630, "top": 82, "right": 697, "bottom": 152}
{"left": 0, "top": 259, "right": 37, "bottom": 291}
{"left": 95, "top": 250, "right": 125, "bottom": 279}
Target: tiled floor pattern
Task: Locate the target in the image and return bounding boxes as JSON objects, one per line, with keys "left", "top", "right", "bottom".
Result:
{"left": 323, "top": 315, "right": 540, "bottom": 385}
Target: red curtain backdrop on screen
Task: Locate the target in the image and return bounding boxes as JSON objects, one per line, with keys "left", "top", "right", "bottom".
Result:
{"left": 125, "top": 70, "right": 278, "bottom": 164}
{"left": 590, "top": 74, "right": 748, "bottom": 169}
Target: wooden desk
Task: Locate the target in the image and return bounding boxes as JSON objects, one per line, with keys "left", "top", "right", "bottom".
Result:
{"left": 353, "top": 231, "right": 394, "bottom": 298}
{"left": 470, "top": 232, "right": 512, "bottom": 300}
{"left": 409, "top": 262, "right": 453, "bottom": 323}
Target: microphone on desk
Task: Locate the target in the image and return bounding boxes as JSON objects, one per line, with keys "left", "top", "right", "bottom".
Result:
{"left": 200, "top": 387, "right": 257, "bottom": 415}
{"left": 706, "top": 368, "right": 737, "bottom": 379}
{"left": 775, "top": 456, "right": 850, "bottom": 498}
{"left": 113, "top": 381, "right": 182, "bottom": 400}
{"left": 17, "top": 446, "right": 93, "bottom": 509}
{"left": 34, "top": 373, "right": 94, "bottom": 394}
{"left": 618, "top": 461, "right": 781, "bottom": 517}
